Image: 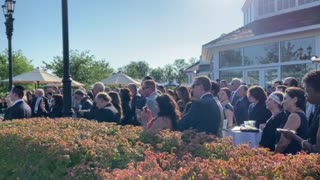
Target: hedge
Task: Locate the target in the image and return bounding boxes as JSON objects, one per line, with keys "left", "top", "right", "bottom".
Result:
{"left": 0, "top": 118, "right": 319, "bottom": 179}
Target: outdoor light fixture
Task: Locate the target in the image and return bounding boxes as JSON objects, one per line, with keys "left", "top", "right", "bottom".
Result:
{"left": 296, "top": 46, "right": 313, "bottom": 60}
{"left": 2, "top": 0, "right": 16, "bottom": 91}
{"left": 311, "top": 56, "right": 320, "bottom": 71}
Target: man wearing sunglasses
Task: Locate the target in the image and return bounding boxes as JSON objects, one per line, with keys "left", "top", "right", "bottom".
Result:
{"left": 178, "top": 76, "right": 223, "bottom": 136}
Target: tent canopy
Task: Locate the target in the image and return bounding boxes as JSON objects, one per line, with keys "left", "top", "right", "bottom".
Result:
{"left": 101, "top": 72, "right": 140, "bottom": 86}
{"left": 2, "top": 68, "right": 84, "bottom": 87}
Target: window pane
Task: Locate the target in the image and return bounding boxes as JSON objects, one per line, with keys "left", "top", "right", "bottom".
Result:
{"left": 278, "top": 0, "right": 296, "bottom": 10}
{"left": 247, "top": 70, "right": 260, "bottom": 86}
{"left": 281, "top": 63, "right": 316, "bottom": 81}
{"left": 219, "top": 49, "right": 242, "bottom": 68}
{"left": 220, "top": 70, "right": 243, "bottom": 83}
{"left": 280, "top": 37, "right": 316, "bottom": 62}
{"left": 243, "top": 43, "right": 279, "bottom": 65}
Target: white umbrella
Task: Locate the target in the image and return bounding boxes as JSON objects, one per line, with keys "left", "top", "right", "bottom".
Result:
{"left": 2, "top": 68, "right": 84, "bottom": 87}
{"left": 101, "top": 72, "right": 141, "bottom": 86}
{"left": 2, "top": 68, "right": 61, "bottom": 84}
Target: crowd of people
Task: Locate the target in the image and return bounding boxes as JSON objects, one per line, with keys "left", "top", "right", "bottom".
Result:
{"left": 0, "top": 70, "right": 320, "bottom": 155}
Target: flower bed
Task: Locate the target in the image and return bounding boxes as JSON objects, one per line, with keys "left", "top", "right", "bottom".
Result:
{"left": 0, "top": 118, "right": 319, "bottom": 179}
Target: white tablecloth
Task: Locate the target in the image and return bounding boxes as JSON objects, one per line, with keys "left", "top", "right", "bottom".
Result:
{"left": 222, "top": 128, "right": 262, "bottom": 148}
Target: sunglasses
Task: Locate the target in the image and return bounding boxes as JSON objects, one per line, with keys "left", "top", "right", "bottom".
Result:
{"left": 142, "top": 86, "right": 150, "bottom": 90}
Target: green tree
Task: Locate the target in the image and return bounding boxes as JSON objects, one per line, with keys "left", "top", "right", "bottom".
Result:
{"left": 0, "top": 50, "right": 34, "bottom": 93}
{"left": 162, "top": 64, "right": 176, "bottom": 82}
{"left": 43, "top": 50, "right": 114, "bottom": 86}
{"left": 172, "top": 59, "right": 189, "bottom": 84}
{"left": 118, "top": 61, "right": 150, "bottom": 80}
{"left": 149, "top": 67, "right": 164, "bottom": 82}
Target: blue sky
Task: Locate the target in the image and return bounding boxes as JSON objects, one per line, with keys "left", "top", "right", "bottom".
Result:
{"left": 0, "top": 0, "right": 245, "bottom": 69}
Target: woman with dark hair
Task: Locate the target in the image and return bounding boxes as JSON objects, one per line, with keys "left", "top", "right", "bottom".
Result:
{"left": 280, "top": 71, "right": 320, "bottom": 153}
{"left": 275, "top": 87, "right": 308, "bottom": 154}
{"left": 176, "top": 86, "right": 192, "bottom": 115}
{"left": 40, "top": 94, "right": 63, "bottom": 118}
{"left": 167, "top": 90, "right": 177, "bottom": 102}
{"left": 26, "top": 91, "right": 34, "bottom": 108}
{"left": 247, "top": 85, "right": 272, "bottom": 128}
{"left": 108, "top": 91, "right": 123, "bottom": 121}
{"left": 218, "top": 87, "right": 235, "bottom": 129}
{"left": 119, "top": 88, "right": 134, "bottom": 125}
{"left": 211, "top": 81, "right": 220, "bottom": 98}
{"left": 259, "top": 92, "right": 288, "bottom": 151}
{"left": 138, "top": 94, "right": 181, "bottom": 131}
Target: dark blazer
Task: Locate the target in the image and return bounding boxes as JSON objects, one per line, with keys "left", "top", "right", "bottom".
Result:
{"left": 84, "top": 102, "right": 99, "bottom": 120}
{"left": 131, "top": 93, "right": 146, "bottom": 125}
{"left": 178, "top": 94, "right": 223, "bottom": 136}
{"left": 31, "top": 96, "right": 50, "bottom": 117}
{"left": 94, "top": 103, "right": 120, "bottom": 123}
{"left": 80, "top": 97, "right": 93, "bottom": 110}
{"left": 4, "top": 100, "right": 32, "bottom": 120}
{"left": 43, "top": 106, "right": 63, "bottom": 118}
{"left": 233, "top": 96, "right": 250, "bottom": 125}
{"left": 77, "top": 97, "right": 93, "bottom": 118}
{"left": 121, "top": 100, "right": 134, "bottom": 125}
{"left": 248, "top": 101, "right": 272, "bottom": 128}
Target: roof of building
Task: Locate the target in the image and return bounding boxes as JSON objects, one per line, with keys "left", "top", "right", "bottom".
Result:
{"left": 203, "top": 5, "right": 320, "bottom": 47}
{"left": 184, "top": 61, "right": 200, "bottom": 72}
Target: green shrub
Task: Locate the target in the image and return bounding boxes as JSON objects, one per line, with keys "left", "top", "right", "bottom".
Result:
{"left": 0, "top": 118, "right": 319, "bottom": 179}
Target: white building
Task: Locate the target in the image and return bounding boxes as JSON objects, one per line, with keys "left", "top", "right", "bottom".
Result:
{"left": 201, "top": 0, "right": 320, "bottom": 87}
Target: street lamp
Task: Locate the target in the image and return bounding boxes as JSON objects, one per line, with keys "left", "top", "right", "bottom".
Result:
{"left": 2, "top": 0, "right": 15, "bottom": 91}
{"left": 61, "top": 0, "right": 72, "bottom": 117}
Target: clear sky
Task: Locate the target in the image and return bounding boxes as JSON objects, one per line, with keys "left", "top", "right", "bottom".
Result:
{"left": 0, "top": 0, "right": 246, "bottom": 69}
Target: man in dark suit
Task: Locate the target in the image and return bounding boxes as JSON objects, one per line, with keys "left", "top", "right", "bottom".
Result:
{"left": 233, "top": 85, "right": 250, "bottom": 125}
{"left": 31, "top": 89, "right": 50, "bottom": 117}
{"left": 2, "top": 85, "right": 31, "bottom": 121}
{"left": 178, "top": 76, "right": 223, "bottom": 136}
{"left": 94, "top": 92, "right": 120, "bottom": 123}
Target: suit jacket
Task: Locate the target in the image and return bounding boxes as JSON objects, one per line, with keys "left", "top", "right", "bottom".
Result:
{"left": 131, "top": 93, "right": 146, "bottom": 125}
{"left": 178, "top": 94, "right": 223, "bottom": 136}
{"left": 94, "top": 103, "right": 120, "bottom": 123}
{"left": 248, "top": 101, "right": 272, "bottom": 128}
{"left": 77, "top": 97, "right": 93, "bottom": 118}
{"left": 234, "top": 96, "right": 250, "bottom": 125}
{"left": 43, "top": 106, "right": 63, "bottom": 118}
{"left": 31, "top": 96, "right": 50, "bottom": 117}
{"left": 4, "top": 100, "right": 32, "bottom": 120}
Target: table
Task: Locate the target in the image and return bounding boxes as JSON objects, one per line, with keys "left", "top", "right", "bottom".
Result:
{"left": 222, "top": 127, "right": 262, "bottom": 148}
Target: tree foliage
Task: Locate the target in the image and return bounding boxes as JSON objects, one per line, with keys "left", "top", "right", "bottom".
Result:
{"left": 149, "top": 67, "right": 164, "bottom": 82}
{"left": 0, "top": 50, "right": 34, "bottom": 79}
{"left": 118, "top": 61, "right": 150, "bottom": 80}
{"left": 0, "top": 50, "right": 34, "bottom": 93}
{"left": 43, "top": 50, "right": 114, "bottom": 86}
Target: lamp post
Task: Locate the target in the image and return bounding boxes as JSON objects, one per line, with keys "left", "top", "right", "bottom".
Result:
{"left": 2, "top": 0, "right": 15, "bottom": 91}
{"left": 61, "top": 0, "right": 72, "bottom": 117}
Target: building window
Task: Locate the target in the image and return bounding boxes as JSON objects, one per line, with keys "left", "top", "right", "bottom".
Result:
{"left": 243, "top": 42, "right": 279, "bottom": 65}
{"left": 219, "top": 49, "right": 242, "bottom": 68}
{"left": 280, "top": 37, "right": 316, "bottom": 62}
{"left": 298, "top": 0, "right": 320, "bottom": 6}
{"left": 281, "top": 63, "right": 315, "bottom": 80}
{"left": 220, "top": 70, "right": 243, "bottom": 83}
{"left": 258, "top": 0, "right": 276, "bottom": 16}
{"left": 277, "top": 0, "right": 296, "bottom": 10}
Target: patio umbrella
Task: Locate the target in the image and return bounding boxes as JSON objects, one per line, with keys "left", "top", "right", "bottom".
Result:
{"left": 1, "top": 69, "right": 61, "bottom": 84}
{"left": 101, "top": 72, "right": 141, "bottom": 86}
{"left": 2, "top": 68, "right": 84, "bottom": 87}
